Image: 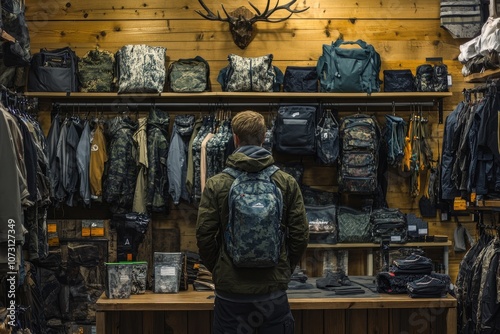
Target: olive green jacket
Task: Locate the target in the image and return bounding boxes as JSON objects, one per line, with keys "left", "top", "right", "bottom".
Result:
{"left": 196, "top": 147, "right": 309, "bottom": 295}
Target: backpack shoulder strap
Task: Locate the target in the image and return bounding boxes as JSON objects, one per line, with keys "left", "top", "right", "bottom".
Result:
{"left": 258, "top": 165, "right": 280, "bottom": 179}
{"left": 222, "top": 167, "right": 242, "bottom": 180}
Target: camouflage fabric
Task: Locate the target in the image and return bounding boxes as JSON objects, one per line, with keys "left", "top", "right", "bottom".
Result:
{"left": 301, "top": 185, "right": 338, "bottom": 206}
{"left": 130, "top": 262, "right": 148, "bottom": 294}
{"left": 191, "top": 117, "right": 213, "bottom": 202}
{"left": 220, "top": 54, "right": 276, "bottom": 92}
{"left": 78, "top": 49, "right": 115, "bottom": 92}
{"left": 146, "top": 107, "right": 170, "bottom": 212}
{"left": 223, "top": 165, "right": 284, "bottom": 268}
{"left": 415, "top": 64, "right": 435, "bottom": 92}
{"left": 153, "top": 252, "right": 183, "bottom": 293}
{"left": 103, "top": 117, "right": 138, "bottom": 213}
{"left": 105, "top": 263, "right": 132, "bottom": 298}
{"left": 433, "top": 64, "right": 449, "bottom": 92}
{"left": 1, "top": 0, "right": 31, "bottom": 66}
{"left": 206, "top": 120, "right": 232, "bottom": 179}
{"left": 339, "top": 114, "right": 380, "bottom": 194}
{"left": 168, "top": 56, "right": 209, "bottom": 92}
{"left": 116, "top": 44, "right": 166, "bottom": 94}
{"left": 0, "top": 0, "right": 30, "bottom": 88}
{"left": 275, "top": 162, "right": 304, "bottom": 184}
{"left": 337, "top": 206, "right": 371, "bottom": 243}
{"left": 370, "top": 208, "right": 408, "bottom": 244}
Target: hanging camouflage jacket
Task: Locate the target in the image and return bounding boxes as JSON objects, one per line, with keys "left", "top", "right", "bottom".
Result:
{"left": 104, "top": 117, "right": 138, "bottom": 213}
{"left": 0, "top": 0, "right": 31, "bottom": 89}
{"left": 78, "top": 49, "right": 115, "bottom": 92}
{"left": 146, "top": 108, "right": 170, "bottom": 212}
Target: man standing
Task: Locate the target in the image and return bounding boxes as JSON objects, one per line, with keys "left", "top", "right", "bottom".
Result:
{"left": 196, "top": 110, "right": 309, "bottom": 334}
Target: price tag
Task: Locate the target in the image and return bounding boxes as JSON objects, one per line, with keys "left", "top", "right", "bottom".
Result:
{"left": 47, "top": 223, "right": 57, "bottom": 233}
{"left": 48, "top": 235, "right": 59, "bottom": 246}
{"left": 418, "top": 228, "right": 428, "bottom": 235}
{"left": 390, "top": 235, "right": 401, "bottom": 242}
{"left": 453, "top": 197, "right": 467, "bottom": 211}
{"left": 408, "top": 225, "right": 417, "bottom": 232}
{"left": 160, "top": 266, "right": 176, "bottom": 276}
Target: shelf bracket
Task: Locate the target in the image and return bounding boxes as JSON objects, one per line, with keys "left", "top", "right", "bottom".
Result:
{"left": 438, "top": 99, "right": 443, "bottom": 124}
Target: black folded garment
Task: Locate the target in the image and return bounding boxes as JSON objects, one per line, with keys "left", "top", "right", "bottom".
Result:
{"left": 407, "top": 274, "right": 450, "bottom": 298}
{"left": 391, "top": 254, "right": 433, "bottom": 275}
{"left": 376, "top": 272, "right": 427, "bottom": 294}
{"left": 324, "top": 286, "right": 365, "bottom": 295}
{"left": 316, "top": 270, "right": 351, "bottom": 289}
{"left": 287, "top": 281, "right": 315, "bottom": 290}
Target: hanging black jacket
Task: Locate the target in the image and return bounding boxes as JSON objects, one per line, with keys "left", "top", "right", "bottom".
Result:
{"left": 441, "top": 102, "right": 463, "bottom": 200}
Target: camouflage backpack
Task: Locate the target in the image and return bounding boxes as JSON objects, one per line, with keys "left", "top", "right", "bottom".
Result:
{"left": 223, "top": 165, "right": 284, "bottom": 268}
{"left": 339, "top": 114, "right": 380, "bottom": 194}
{"left": 78, "top": 49, "right": 115, "bottom": 92}
{"left": 415, "top": 64, "right": 448, "bottom": 92}
{"left": 168, "top": 56, "right": 210, "bottom": 92}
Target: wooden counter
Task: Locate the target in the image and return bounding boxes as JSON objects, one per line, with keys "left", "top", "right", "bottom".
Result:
{"left": 96, "top": 289, "right": 457, "bottom": 334}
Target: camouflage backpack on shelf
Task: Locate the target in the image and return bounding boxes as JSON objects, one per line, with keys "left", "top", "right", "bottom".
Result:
{"left": 217, "top": 54, "right": 283, "bottom": 92}
{"left": 168, "top": 56, "right": 210, "bottom": 92}
{"left": 415, "top": 64, "right": 448, "bottom": 92}
{"left": 116, "top": 44, "right": 166, "bottom": 94}
{"left": 78, "top": 49, "right": 115, "bottom": 92}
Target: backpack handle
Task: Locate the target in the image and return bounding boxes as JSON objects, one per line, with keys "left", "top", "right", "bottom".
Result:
{"left": 332, "top": 38, "right": 368, "bottom": 49}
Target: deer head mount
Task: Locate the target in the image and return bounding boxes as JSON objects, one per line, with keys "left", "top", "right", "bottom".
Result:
{"left": 195, "top": 0, "right": 309, "bottom": 49}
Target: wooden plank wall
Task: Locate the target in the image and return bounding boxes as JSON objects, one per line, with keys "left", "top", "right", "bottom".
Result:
{"left": 26, "top": 0, "right": 479, "bottom": 282}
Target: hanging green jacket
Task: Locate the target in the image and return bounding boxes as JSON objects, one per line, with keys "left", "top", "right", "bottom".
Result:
{"left": 196, "top": 147, "right": 309, "bottom": 295}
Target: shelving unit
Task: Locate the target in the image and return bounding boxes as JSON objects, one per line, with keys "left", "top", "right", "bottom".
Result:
{"left": 307, "top": 241, "right": 452, "bottom": 276}
{"left": 31, "top": 91, "right": 453, "bottom": 279}
{"left": 464, "top": 68, "right": 500, "bottom": 83}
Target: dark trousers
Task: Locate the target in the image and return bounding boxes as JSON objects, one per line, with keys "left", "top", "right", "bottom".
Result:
{"left": 212, "top": 293, "right": 294, "bottom": 334}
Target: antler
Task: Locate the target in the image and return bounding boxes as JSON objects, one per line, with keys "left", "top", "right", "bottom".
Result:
{"left": 195, "top": 0, "right": 232, "bottom": 22}
{"left": 249, "top": 0, "right": 309, "bottom": 23}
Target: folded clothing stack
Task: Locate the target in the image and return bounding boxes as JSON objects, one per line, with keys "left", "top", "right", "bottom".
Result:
{"left": 377, "top": 254, "right": 450, "bottom": 296}
{"left": 407, "top": 273, "right": 450, "bottom": 298}
{"left": 193, "top": 264, "right": 214, "bottom": 291}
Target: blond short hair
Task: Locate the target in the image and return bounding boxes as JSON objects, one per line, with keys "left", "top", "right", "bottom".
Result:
{"left": 231, "top": 110, "right": 266, "bottom": 146}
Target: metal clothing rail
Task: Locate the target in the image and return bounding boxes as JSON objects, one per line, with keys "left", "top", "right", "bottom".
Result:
{"left": 53, "top": 101, "right": 436, "bottom": 108}
{"left": 52, "top": 100, "right": 441, "bottom": 121}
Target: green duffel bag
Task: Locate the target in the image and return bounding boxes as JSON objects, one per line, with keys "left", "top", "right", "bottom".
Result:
{"left": 168, "top": 56, "right": 210, "bottom": 92}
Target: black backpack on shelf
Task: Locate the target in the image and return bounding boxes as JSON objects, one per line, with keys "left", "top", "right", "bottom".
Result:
{"left": 27, "top": 47, "right": 79, "bottom": 92}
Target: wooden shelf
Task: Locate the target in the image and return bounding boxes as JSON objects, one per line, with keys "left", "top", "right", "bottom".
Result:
{"left": 24, "top": 91, "right": 452, "bottom": 100}
{"left": 307, "top": 241, "right": 452, "bottom": 249}
{"left": 464, "top": 68, "right": 500, "bottom": 83}
{"left": 468, "top": 199, "right": 500, "bottom": 210}
{"left": 306, "top": 241, "right": 452, "bottom": 276}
